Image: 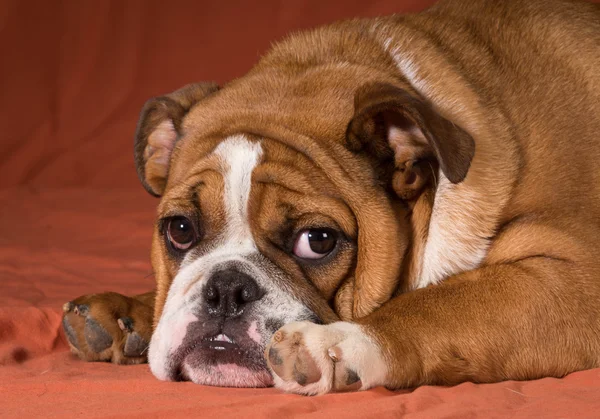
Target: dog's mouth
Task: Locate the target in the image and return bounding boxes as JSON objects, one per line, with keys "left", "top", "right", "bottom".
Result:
{"left": 181, "top": 327, "right": 266, "bottom": 366}
{"left": 163, "top": 320, "right": 274, "bottom": 387}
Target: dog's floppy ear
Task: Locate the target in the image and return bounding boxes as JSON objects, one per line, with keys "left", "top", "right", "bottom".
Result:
{"left": 134, "top": 82, "right": 219, "bottom": 196}
{"left": 346, "top": 83, "right": 475, "bottom": 200}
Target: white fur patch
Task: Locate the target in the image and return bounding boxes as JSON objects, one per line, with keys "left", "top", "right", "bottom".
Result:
{"left": 392, "top": 53, "right": 468, "bottom": 116}
{"left": 213, "top": 135, "right": 263, "bottom": 254}
{"left": 417, "top": 174, "right": 490, "bottom": 288}
{"left": 380, "top": 35, "right": 430, "bottom": 98}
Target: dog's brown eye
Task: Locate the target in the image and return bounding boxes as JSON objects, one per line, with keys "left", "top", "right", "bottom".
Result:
{"left": 166, "top": 217, "right": 196, "bottom": 251}
{"left": 293, "top": 229, "right": 337, "bottom": 259}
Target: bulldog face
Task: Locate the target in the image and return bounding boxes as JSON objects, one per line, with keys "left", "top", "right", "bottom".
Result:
{"left": 147, "top": 134, "right": 356, "bottom": 386}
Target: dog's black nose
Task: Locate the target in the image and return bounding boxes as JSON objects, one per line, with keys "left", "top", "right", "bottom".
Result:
{"left": 204, "top": 269, "right": 264, "bottom": 317}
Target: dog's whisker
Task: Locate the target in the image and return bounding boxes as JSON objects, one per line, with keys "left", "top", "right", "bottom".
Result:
{"left": 142, "top": 271, "right": 155, "bottom": 280}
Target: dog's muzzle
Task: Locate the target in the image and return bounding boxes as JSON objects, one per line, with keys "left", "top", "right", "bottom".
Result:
{"left": 148, "top": 256, "right": 316, "bottom": 387}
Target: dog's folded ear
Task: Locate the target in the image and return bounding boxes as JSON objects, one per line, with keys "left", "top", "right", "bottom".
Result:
{"left": 346, "top": 83, "right": 475, "bottom": 200}
{"left": 134, "top": 82, "right": 220, "bottom": 196}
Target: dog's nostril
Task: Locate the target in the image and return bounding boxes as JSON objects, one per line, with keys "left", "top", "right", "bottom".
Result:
{"left": 240, "top": 284, "right": 259, "bottom": 303}
{"left": 235, "top": 289, "right": 245, "bottom": 306}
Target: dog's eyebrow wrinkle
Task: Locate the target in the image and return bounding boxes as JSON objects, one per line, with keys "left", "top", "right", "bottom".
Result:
{"left": 167, "top": 177, "right": 204, "bottom": 192}
{"left": 255, "top": 179, "right": 305, "bottom": 196}
{"left": 191, "top": 187, "right": 202, "bottom": 214}
{"left": 245, "top": 126, "right": 353, "bottom": 181}
{"left": 253, "top": 162, "right": 341, "bottom": 198}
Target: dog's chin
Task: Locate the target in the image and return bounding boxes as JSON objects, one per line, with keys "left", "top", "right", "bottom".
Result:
{"left": 178, "top": 342, "right": 273, "bottom": 387}
{"left": 181, "top": 362, "right": 274, "bottom": 387}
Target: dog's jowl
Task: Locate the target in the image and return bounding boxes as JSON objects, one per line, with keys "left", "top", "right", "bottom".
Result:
{"left": 62, "top": 0, "right": 600, "bottom": 395}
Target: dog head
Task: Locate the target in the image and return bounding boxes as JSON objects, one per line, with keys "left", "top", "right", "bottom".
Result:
{"left": 138, "top": 28, "right": 475, "bottom": 387}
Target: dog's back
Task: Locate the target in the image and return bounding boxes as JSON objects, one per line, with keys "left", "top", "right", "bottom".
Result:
{"left": 422, "top": 0, "right": 600, "bottom": 219}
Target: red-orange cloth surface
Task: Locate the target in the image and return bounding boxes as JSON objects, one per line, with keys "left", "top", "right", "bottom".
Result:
{"left": 2, "top": 0, "right": 600, "bottom": 417}
{"left": 1, "top": 189, "right": 600, "bottom": 418}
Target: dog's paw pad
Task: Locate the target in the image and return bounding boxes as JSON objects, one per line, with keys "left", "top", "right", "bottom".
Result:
{"left": 118, "top": 317, "right": 149, "bottom": 357}
{"left": 292, "top": 345, "right": 322, "bottom": 385}
{"left": 267, "top": 346, "right": 283, "bottom": 366}
{"left": 124, "top": 333, "right": 148, "bottom": 357}
{"left": 267, "top": 331, "right": 322, "bottom": 386}
{"left": 84, "top": 317, "right": 113, "bottom": 353}
{"left": 61, "top": 315, "right": 79, "bottom": 350}
{"left": 344, "top": 369, "right": 361, "bottom": 385}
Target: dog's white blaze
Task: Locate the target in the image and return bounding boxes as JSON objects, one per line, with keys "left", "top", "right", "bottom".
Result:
{"left": 170, "top": 135, "right": 263, "bottom": 296}
{"left": 213, "top": 135, "right": 263, "bottom": 254}
{"left": 385, "top": 42, "right": 489, "bottom": 288}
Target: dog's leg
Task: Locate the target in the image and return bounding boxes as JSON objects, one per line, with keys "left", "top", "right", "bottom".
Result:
{"left": 267, "top": 254, "right": 600, "bottom": 394}
{"left": 62, "top": 291, "right": 155, "bottom": 364}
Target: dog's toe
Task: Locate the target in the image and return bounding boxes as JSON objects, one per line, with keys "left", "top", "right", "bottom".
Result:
{"left": 329, "top": 347, "right": 363, "bottom": 392}
{"left": 117, "top": 316, "right": 134, "bottom": 332}
{"left": 118, "top": 317, "right": 149, "bottom": 357}
{"left": 73, "top": 304, "right": 89, "bottom": 317}
{"left": 266, "top": 322, "right": 335, "bottom": 395}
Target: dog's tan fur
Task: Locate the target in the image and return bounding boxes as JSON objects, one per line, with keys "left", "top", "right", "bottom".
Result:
{"left": 63, "top": 0, "right": 600, "bottom": 392}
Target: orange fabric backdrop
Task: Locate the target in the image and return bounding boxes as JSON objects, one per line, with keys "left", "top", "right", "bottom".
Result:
{"left": 1, "top": 0, "right": 600, "bottom": 417}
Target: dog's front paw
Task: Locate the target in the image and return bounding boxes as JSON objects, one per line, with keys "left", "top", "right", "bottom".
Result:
{"left": 61, "top": 292, "right": 153, "bottom": 365}
{"left": 265, "top": 321, "right": 388, "bottom": 395}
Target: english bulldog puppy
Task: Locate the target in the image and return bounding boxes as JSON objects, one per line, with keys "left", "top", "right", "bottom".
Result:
{"left": 62, "top": 0, "right": 600, "bottom": 395}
